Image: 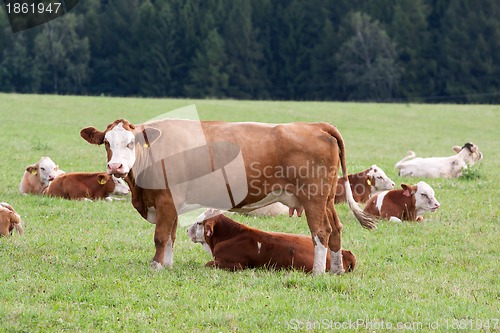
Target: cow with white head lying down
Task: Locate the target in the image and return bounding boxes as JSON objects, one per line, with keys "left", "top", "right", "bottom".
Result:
{"left": 19, "top": 157, "right": 65, "bottom": 194}
{"left": 363, "top": 181, "right": 440, "bottom": 222}
{"left": 0, "top": 202, "right": 24, "bottom": 237}
{"left": 81, "top": 118, "right": 377, "bottom": 275}
{"left": 395, "top": 142, "right": 482, "bottom": 178}
{"left": 187, "top": 209, "right": 357, "bottom": 273}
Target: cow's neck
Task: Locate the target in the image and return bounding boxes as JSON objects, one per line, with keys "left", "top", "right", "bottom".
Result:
{"left": 399, "top": 192, "right": 417, "bottom": 220}
{"left": 125, "top": 169, "right": 148, "bottom": 219}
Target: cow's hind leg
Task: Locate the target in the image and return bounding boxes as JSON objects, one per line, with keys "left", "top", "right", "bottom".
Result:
{"left": 304, "top": 200, "right": 332, "bottom": 275}
{"left": 327, "top": 202, "right": 344, "bottom": 275}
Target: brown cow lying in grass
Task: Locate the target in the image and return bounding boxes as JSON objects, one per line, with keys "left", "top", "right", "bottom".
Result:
{"left": 0, "top": 202, "right": 24, "bottom": 237}
{"left": 187, "top": 209, "right": 357, "bottom": 273}
{"left": 43, "top": 172, "right": 130, "bottom": 201}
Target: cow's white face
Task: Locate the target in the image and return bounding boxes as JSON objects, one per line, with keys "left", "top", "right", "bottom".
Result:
{"left": 104, "top": 123, "right": 136, "bottom": 176}
{"left": 38, "top": 157, "right": 60, "bottom": 187}
{"left": 367, "top": 165, "right": 395, "bottom": 192}
{"left": 415, "top": 181, "right": 440, "bottom": 215}
{"left": 111, "top": 176, "right": 130, "bottom": 195}
{"left": 187, "top": 220, "right": 205, "bottom": 243}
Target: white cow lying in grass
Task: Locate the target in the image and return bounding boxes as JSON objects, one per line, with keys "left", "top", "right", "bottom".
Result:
{"left": 395, "top": 142, "right": 482, "bottom": 178}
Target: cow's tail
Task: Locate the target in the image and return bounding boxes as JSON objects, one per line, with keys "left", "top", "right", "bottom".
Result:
{"left": 395, "top": 150, "right": 416, "bottom": 169}
{"left": 322, "top": 124, "right": 378, "bottom": 230}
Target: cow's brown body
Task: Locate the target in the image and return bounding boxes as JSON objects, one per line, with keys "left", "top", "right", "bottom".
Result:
{"left": 81, "top": 118, "right": 376, "bottom": 274}
{"left": 44, "top": 172, "right": 119, "bottom": 200}
{"left": 192, "top": 214, "right": 356, "bottom": 272}
{"left": 364, "top": 189, "right": 418, "bottom": 221}
{"left": 0, "top": 202, "right": 23, "bottom": 237}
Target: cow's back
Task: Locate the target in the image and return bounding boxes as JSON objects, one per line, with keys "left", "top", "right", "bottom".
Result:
{"left": 202, "top": 121, "right": 341, "bottom": 202}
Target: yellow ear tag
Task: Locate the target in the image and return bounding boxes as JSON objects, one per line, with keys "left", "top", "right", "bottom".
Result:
{"left": 366, "top": 179, "right": 372, "bottom": 186}
{"left": 143, "top": 143, "right": 150, "bottom": 148}
{"left": 31, "top": 170, "right": 38, "bottom": 176}
{"left": 98, "top": 178, "right": 107, "bottom": 185}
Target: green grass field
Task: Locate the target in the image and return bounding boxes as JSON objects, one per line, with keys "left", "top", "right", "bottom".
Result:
{"left": 0, "top": 93, "right": 498, "bottom": 332}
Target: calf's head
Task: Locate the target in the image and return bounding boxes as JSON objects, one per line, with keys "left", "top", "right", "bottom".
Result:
{"left": 367, "top": 164, "right": 395, "bottom": 192}
{"left": 402, "top": 181, "right": 440, "bottom": 215}
{"left": 26, "top": 157, "right": 60, "bottom": 187}
{"left": 187, "top": 209, "right": 223, "bottom": 243}
{"left": 80, "top": 119, "right": 161, "bottom": 177}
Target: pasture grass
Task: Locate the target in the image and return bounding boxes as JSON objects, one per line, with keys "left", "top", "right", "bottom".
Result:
{"left": 0, "top": 93, "right": 499, "bottom": 332}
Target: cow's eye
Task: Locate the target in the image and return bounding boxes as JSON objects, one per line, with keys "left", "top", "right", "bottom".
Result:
{"left": 127, "top": 142, "right": 135, "bottom": 149}
{"left": 40, "top": 167, "right": 45, "bottom": 171}
{"left": 421, "top": 193, "right": 428, "bottom": 198}
{"left": 377, "top": 176, "right": 383, "bottom": 179}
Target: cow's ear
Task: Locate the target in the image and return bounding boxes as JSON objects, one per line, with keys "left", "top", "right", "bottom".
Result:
{"left": 401, "top": 183, "right": 413, "bottom": 197}
{"left": 366, "top": 176, "right": 374, "bottom": 186}
{"left": 26, "top": 164, "right": 38, "bottom": 175}
{"left": 97, "top": 174, "right": 109, "bottom": 185}
{"left": 135, "top": 127, "right": 162, "bottom": 148}
{"left": 205, "top": 220, "right": 215, "bottom": 237}
{"left": 452, "top": 146, "right": 462, "bottom": 154}
{"left": 81, "top": 127, "right": 105, "bottom": 145}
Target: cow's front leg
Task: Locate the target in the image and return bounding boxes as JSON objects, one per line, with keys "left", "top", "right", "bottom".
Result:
{"left": 151, "top": 202, "right": 178, "bottom": 269}
{"left": 327, "top": 204, "right": 344, "bottom": 275}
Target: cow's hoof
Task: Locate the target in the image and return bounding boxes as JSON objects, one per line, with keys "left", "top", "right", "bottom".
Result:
{"left": 330, "top": 268, "right": 345, "bottom": 275}
{"left": 150, "top": 261, "right": 164, "bottom": 270}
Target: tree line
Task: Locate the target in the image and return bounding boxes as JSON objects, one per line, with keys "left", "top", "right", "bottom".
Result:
{"left": 0, "top": 0, "right": 498, "bottom": 103}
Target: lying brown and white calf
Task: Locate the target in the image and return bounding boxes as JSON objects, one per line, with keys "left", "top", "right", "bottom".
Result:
{"left": 363, "top": 181, "right": 440, "bottom": 222}
{"left": 187, "top": 209, "right": 356, "bottom": 272}
{"left": 335, "top": 164, "right": 395, "bottom": 204}
{"left": 43, "top": 172, "right": 130, "bottom": 201}
{"left": 19, "top": 156, "right": 65, "bottom": 194}
{"left": 0, "top": 202, "right": 24, "bottom": 237}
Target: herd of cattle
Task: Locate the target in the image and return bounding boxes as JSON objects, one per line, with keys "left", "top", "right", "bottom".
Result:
{"left": 2, "top": 118, "right": 483, "bottom": 276}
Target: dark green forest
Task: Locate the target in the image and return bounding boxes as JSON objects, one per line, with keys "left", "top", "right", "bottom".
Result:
{"left": 0, "top": 0, "right": 499, "bottom": 102}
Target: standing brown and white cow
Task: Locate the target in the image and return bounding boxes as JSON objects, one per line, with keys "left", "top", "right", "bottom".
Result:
{"left": 81, "top": 118, "right": 376, "bottom": 275}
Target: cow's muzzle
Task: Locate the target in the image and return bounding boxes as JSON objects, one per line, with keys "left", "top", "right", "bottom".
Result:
{"left": 107, "top": 163, "right": 127, "bottom": 178}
